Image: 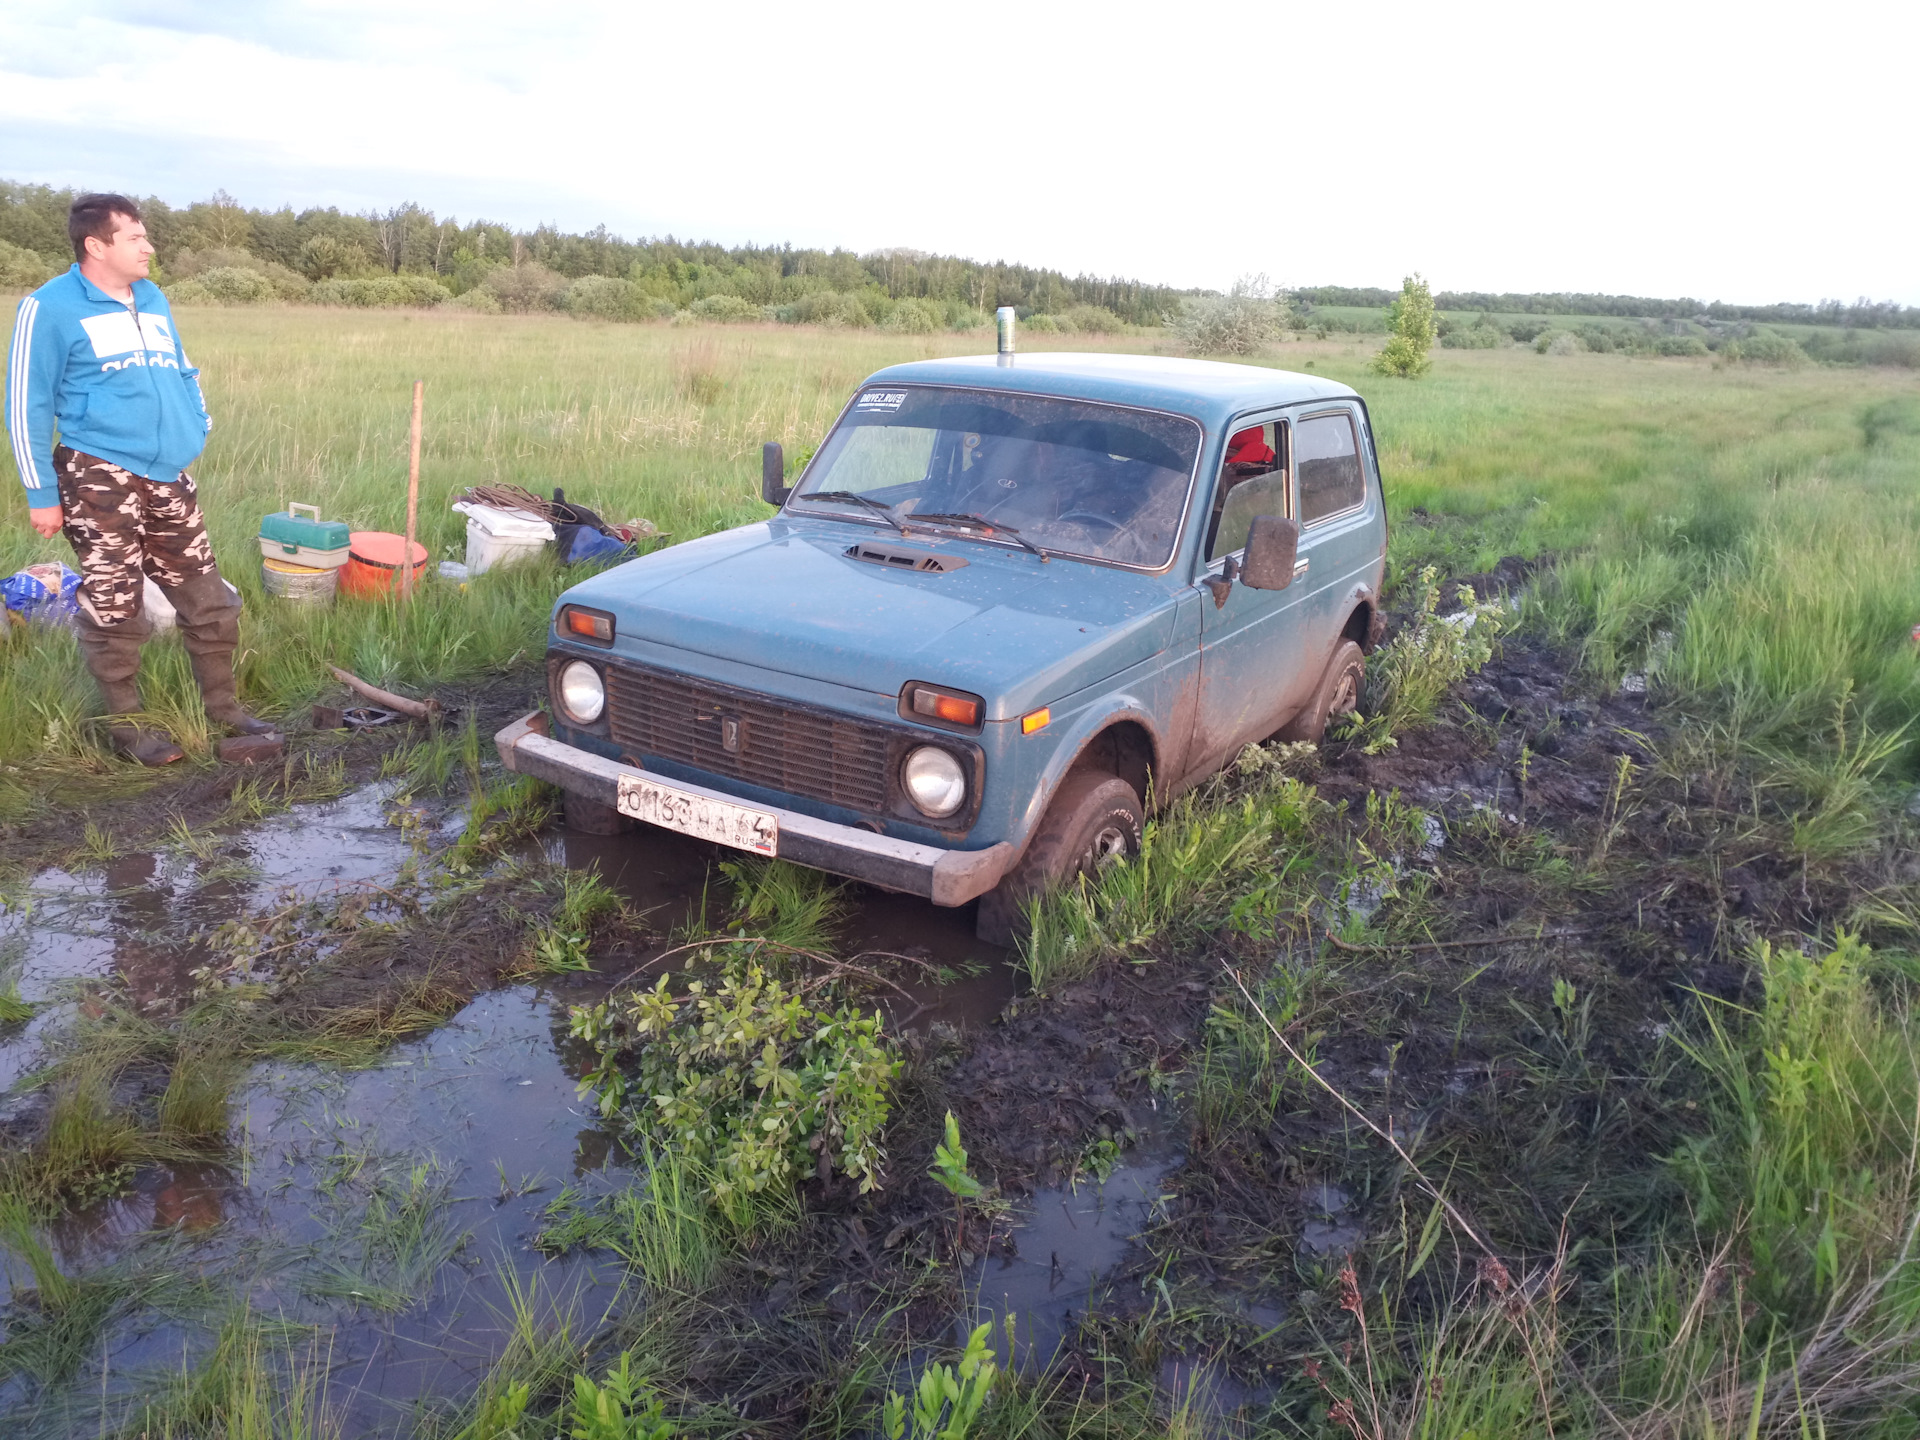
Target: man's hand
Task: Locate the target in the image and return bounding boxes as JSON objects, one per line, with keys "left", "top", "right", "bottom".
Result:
{"left": 28, "top": 505, "right": 63, "bottom": 538}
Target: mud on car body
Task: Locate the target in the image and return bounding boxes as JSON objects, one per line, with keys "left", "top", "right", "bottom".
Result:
{"left": 497, "top": 352, "right": 1388, "bottom": 944}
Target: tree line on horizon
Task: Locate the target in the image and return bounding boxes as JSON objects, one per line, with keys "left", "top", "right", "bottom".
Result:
{"left": 2, "top": 180, "right": 1913, "bottom": 334}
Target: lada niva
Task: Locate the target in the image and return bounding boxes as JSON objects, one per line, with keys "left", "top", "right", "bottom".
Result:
{"left": 496, "top": 351, "right": 1388, "bottom": 943}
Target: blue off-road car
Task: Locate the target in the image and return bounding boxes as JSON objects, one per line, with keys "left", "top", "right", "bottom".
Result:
{"left": 496, "top": 352, "right": 1387, "bottom": 943}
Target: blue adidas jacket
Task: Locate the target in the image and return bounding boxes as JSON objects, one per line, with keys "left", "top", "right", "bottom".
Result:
{"left": 6, "top": 266, "right": 212, "bottom": 508}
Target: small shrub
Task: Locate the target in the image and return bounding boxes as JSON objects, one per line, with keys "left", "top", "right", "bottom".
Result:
{"left": 882, "top": 298, "right": 943, "bottom": 334}
{"left": 1170, "top": 274, "right": 1289, "bottom": 355}
{"left": 1729, "top": 330, "right": 1809, "bottom": 367}
{"left": 565, "top": 275, "right": 653, "bottom": 322}
{"left": 177, "top": 266, "right": 275, "bottom": 304}
{"left": 1573, "top": 323, "right": 1617, "bottom": 353}
{"left": 295, "top": 234, "right": 372, "bottom": 279}
{"left": 687, "top": 293, "right": 759, "bottom": 323}
{"left": 0, "top": 238, "right": 58, "bottom": 290}
{"left": 311, "top": 274, "right": 451, "bottom": 308}
{"left": 1536, "top": 330, "right": 1583, "bottom": 356}
{"left": 1061, "top": 304, "right": 1124, "bottom": 334}
{"left": 449, "top": 286, "right": 503, "bottom": 314}
{"left": 166, "top": 246, "right": 256, "bottom": 279}
{"left": 481, "top": 262, "right": 567, "bottom": 313}
{"left": 941, "top": 299, "right": 988, "bottom": 330}
{"left": 1370, "top": 274, "right": 1437, "bottom": 377}
{"left": 1441, "top": 320, "right": 1505, "bottom": 349}
{"left": 1343, "top": 566, "right": 1507, "bottom": 751}
{"left": 1022, "top": 313, "right": 1063, "bottom": 333}
{"left": 1506, "top": 318, "right": 1550, "bottom": 343}
{"left": 1653, "top": 335, "right": 1710, "bottom": 357}
{"left": 570, "top": 955, "right": 902, "bottom": 1218}
{"left": 782, "top": 290, "right": 874, "bottom": 327}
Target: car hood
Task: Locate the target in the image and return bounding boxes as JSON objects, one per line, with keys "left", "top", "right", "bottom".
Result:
{"left": 558, "top": 517, "right": 1181, "bottom": 718}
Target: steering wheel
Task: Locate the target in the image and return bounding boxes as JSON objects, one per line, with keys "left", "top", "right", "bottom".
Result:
{"left": 1056, "top": 510, "right": 1125, "bottom": 541}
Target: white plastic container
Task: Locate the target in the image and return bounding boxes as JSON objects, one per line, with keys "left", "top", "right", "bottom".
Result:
{"left": 452, "top": 501, "right": 554, "bottom": 574}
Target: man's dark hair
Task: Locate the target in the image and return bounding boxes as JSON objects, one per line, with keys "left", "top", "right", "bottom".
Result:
{"left": 69, "top": 193, "right": 143, "bottom": 263}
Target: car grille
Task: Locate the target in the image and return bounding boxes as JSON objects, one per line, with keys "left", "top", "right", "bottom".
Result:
{"left": 604, "top": 662, "right": 890, "bottom": 814}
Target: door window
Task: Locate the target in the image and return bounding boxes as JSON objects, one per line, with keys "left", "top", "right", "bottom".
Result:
{"left": 1296, "top": 412, "right": 1365, "bottom": 524}
{"left": 1205, "top": 420, "right": 1288, "bottom": 560}
{"left": 1212, "top": 472, "right": 1289, "bottom": 560}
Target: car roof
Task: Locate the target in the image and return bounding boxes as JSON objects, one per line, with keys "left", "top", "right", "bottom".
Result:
{"left": 861, "top": 352, "right": 1361, "bottom": 432}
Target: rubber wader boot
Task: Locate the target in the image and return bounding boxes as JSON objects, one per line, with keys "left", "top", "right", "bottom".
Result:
{"left": 73, "top": 606, "right": 186, "bottom": 766}
{"left": 167, "top": 572, "right": 280, "bottom": 738}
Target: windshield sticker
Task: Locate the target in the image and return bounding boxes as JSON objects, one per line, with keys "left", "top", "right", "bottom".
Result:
{"left": 855, "top": 390, "right": 908, "bottom": 412}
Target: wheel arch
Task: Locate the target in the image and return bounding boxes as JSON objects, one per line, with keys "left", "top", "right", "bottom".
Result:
{"left": 1063, "top": 716, "right": 1157, "bottom": 808}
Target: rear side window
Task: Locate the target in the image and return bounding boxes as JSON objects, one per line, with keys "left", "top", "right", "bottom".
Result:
{"left": 1297, "top": 412, "right": 1365, "bottom": 524}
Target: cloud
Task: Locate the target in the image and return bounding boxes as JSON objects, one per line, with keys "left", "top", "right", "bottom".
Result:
{"left": 1, "top": 0, "right": 1915, "bottom": 302}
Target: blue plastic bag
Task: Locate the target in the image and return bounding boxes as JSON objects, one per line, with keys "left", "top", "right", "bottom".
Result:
{"left": 2, "top": 563, "right": 82, "bottom": 621}
{"left": 564, "top": 528, "right": 634, "bottom": 566}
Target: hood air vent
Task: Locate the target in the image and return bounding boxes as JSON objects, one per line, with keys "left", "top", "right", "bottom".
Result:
{"left": 844, "top": 541, "right": 969, "bottom": 574}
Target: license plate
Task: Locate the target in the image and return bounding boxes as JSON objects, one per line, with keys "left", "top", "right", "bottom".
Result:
{"left": 615, "top": 773, "right": 778, "bottom": 856}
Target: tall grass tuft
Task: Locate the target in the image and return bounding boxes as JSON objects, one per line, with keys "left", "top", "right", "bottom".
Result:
{"left": 607, "top": 1146, "right": 720, "bottom": 1293}
{"left": 128, "top": 1311, "right": 336, "bottom": 1440}
{"left": 1022, "top": 758, "right": 1324, "bottom": 990}
{"left": 719, "top": 855, "right": 848, "bottom": 953}
{"left": 1672, "top": 931, "right": 1920, "bottom": 1311}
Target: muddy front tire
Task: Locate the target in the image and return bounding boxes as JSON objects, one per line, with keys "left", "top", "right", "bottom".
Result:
{"left": 1273, "top": 640, "right": 1365, "bottom": 745}
{"left": 974, "top": 772, "right": 1143, "bottom": 948}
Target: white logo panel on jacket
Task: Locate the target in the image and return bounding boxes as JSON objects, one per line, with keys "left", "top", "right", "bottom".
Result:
{"left": 78, "top": 311, "right": 180, "bottom": 372}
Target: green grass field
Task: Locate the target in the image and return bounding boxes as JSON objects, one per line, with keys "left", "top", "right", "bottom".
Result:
{"left": 5, "top": 305, "right": 1920, "bottom": 1435}
{"left": 3, "top": 307, "right": 1916, "bottom": 782}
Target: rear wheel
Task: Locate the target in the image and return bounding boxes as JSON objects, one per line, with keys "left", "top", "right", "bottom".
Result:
{"left": 1273, "top": 640, "right": 1365, "bottom": 744}
{"left": 975, "top": 772, "right": 1143, "bottom": 947}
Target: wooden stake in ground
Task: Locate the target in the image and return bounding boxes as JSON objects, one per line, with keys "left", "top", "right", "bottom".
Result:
{"left": 402, "top": 379, "right": 423, "bottom": 598}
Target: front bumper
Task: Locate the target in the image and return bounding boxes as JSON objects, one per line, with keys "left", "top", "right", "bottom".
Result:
{"left": 494, "top": 712, "right": 1013, "bottom": 907}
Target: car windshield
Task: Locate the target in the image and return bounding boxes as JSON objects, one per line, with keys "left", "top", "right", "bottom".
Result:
{"left": 791, "top": 386, "right": 1203, "bottom": 568}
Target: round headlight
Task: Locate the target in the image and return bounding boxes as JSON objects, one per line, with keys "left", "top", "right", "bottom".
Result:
{"left": 557, "top": 660, "right": 605, "bottom": 724}
{"left": 902, "top": 745, "right": 966, "bottom": 819}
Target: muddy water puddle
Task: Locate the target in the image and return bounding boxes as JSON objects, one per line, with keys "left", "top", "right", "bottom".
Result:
{"left": 969, "top": 1137, "right": 1184, "bottom": 1369}
{"left": 1, "top": 780, "right": 1022, "bottom": 1431}
{"left": 8, "top": 986, "right": 624, "bottom": 1436}
{"left": 550, "top": 826, "right": 1020, "bottom": 1031}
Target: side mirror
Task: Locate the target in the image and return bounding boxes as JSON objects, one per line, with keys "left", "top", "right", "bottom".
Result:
{"left": 761, "top": 442, "right": 790, "bottom": 506}
{"left": 1239, "top": 515, "right": 1301, "bottom": 590}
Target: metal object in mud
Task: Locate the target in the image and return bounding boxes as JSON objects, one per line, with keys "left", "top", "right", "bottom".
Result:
{"left": 343, "top": 706, "right": 401, "bottom": 730}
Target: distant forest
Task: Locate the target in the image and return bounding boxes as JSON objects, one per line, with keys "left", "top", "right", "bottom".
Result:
{"left": 2, "top": 180, "right": 1913, "bottom": 332}
{"left": 1295, "top": 286, "right": 1918, "bottom": 331}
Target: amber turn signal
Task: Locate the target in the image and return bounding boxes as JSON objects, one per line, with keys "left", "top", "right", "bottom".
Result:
{"left": 562, "top": 606, "right": 613, "bottom": 644}
{"left": 1021, "top": 706, "right": 1051, "bottom": 735}
{"left": 901, "top": 682, "right": 984, "bottom": 730}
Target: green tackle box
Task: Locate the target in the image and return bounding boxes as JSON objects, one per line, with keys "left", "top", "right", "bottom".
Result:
{"left": 259, "top": 504, "right": 351, "bottom": 569}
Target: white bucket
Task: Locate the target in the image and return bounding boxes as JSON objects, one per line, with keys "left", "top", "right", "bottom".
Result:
{"left": 453, "top": 501, "right": 554, "bottom": 575}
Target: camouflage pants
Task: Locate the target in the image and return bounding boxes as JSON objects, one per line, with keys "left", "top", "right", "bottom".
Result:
{"left": 54, "top": 446, "right": 219, "bottom": 626}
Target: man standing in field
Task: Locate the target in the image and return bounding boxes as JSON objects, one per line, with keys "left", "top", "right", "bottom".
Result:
{"left": 6, "top": 193, "right": 276, "bottom": 764}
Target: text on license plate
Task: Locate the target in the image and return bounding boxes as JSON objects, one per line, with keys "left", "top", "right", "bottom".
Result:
{"left": 614, "top": 774, "right": 778, "bottom": 856}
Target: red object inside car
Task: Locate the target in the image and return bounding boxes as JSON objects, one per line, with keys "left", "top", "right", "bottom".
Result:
{"left": 1227, "top": 427, "right": 1274, "bottom": 464}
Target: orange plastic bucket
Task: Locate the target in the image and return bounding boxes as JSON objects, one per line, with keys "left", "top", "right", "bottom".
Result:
{"left": 339, "top": 532, "right": 429, "bottom": 598}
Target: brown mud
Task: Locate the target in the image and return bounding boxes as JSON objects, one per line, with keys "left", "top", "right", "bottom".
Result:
{"left": 4, "top": 566, "right": 1911, "bottom": 1434}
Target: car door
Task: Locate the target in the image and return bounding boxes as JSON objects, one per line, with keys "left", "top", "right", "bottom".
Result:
{"left": 1193, "top": 417, "right": 1315, "bottom": 765}
{"left": 1290, "top": 405, "right": 1375, "bottom": 677}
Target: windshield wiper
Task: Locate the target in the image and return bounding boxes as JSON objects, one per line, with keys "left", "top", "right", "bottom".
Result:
{"left": 794, "top": 490, "right": 910, "bottom": 535}
{"left": 908, "top": 512, "right": 1051, "bottom": 563}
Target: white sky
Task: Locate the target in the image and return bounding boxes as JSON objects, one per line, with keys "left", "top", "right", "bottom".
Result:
{"left": 2, "top": 0, "right": 1915, "bottom": 305}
